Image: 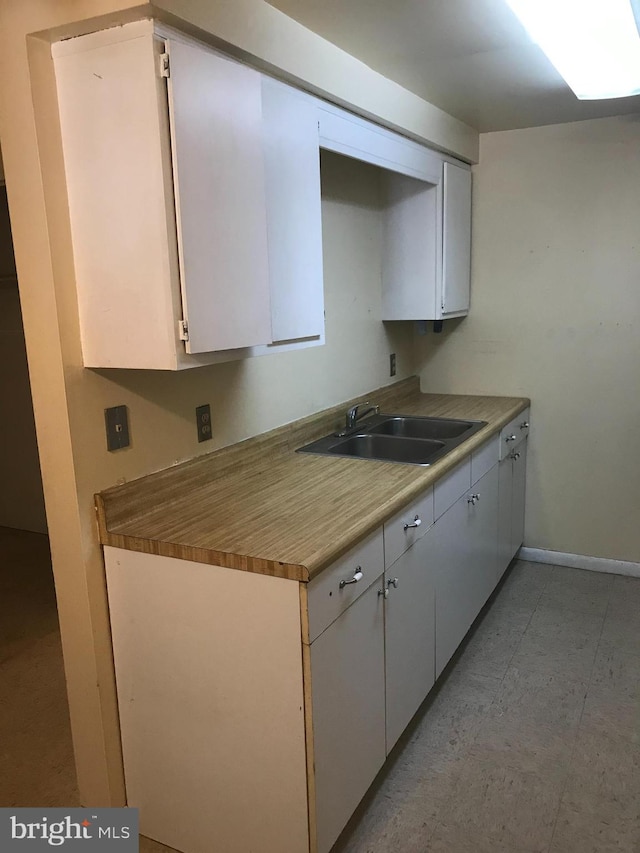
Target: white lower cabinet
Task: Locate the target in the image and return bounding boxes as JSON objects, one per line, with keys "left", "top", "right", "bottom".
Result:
{"left": 384, "top": 532, "right": 436, "bottom": 752}
{"left": 103, "top": 422, "right": 528, "bottom": 853}
{"left": 433, "top": 464, "right": 499, "bottom": 677}
{"left": 310, "top": 581, "right": 386, "bottom": 853}
{"left": 498, "top": 440, "right": 528, "bottom": 579}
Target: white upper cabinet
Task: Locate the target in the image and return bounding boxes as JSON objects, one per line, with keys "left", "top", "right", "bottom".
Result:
{"left": 442, "top": 161, "right": 472, "bottom": 316}
{"left": 261, "top": 77, "right": 324, "bottom": 343}
{"left": 165, "top": 38, "right": 271, "bottom": 354}
{"left": 54, "top": 19, "right": 471, "bottom": 370}
{"left": 317, "top": 100, "right": 472, "bottom": 323}
{"left": 53, "top": 22, "right": 324, "bottom": 370}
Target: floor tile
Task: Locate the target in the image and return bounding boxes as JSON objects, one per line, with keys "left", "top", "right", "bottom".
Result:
{"left": 599, "top": 609, "right": 640, "bottom": 657}
{"left": 452, "top": 619, "right": 525, "bottom": 681}
{"left": 549, "top": 786, "right": 640, "bottom": 853}
{"left": 510, "top": 599, "right": 603, "bottom": 680}
{"left": 575, "top": 644, "right": 640, "bottom": 748}
{"left": 565, "top": 726, "right": 640, "bottom": 797}
{"left": 408, "top": 670, "right": 502, "bottom": 768}
{"left": 538, "top": 566, "right": 613, "bottom": 616}
{"left": 589, "top": 642, "right": 640, "bottom": 698}
{"left": 436, "top": 743, "right": 567, "bottom": 853}
{"left": 0, "top": 631, "right": 79, "bottom": 807}
{"left": 606, "top": 574, "right": 640, "bottom": 617}
{"left": 495, "top": 560, "right": 551, "bottom": 609}
{"left": 337, "top": 674, "right": 500, "bottom": 851}
{"left": 475, "top": 665, "right": 587, "bottom": 760}
{"left": 427, "top": 818, "right": 541, "bottom": 852}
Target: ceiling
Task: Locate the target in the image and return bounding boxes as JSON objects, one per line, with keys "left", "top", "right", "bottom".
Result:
{"left": 267, "top": 0, "right": 640, "bottom": 132}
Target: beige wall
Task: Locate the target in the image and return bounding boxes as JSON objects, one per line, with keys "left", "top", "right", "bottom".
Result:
{"left": 416, "top": 116, "right": 640, "bottom": 564}
{"left": 0, "top": 0, "right": 445, "bottom": 805}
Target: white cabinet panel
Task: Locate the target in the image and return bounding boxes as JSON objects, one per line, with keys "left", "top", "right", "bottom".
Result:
{"left": 511, "top": 440, "right": 527, "bottom": 557}
{"left": 435, "top": 464, "right": 499, "bottom": 676}
{"left": 307, "top": 528, "right": 384, "bottom": 643}
{"left": 442, "top": 162, "right": 472, "bottom": 315}
{"left": 381, "top": 174, "right": 440, "bottom": 321}
{"left": 53, "top": 30, "right": 182, "bottom": 369}
{"left": 383, "top": 486, "right": 434, "bottom": 568}
{"left": 167, "top": 38, "right": 271, "bottom": 353}
{"left": 471, "top": 434, "right": 499, "bottom": 485}
{"left": 318, "top": 104, "right": 442, "bottom": 182}
{"left": 310, "top": 580, "right": 386, "bottom": 853}
{"left": 262, "top": 77, "right": 324, "bottom": 343}
{"left": 434, "top": 457, "right": 471, "bottom": 520}
{"left": 498, "top": 438, "right": 528, "bottom": 579}
{"left": 384, "top": 534, "right": 436, "bottom": 751}
{"left": 498, "top": 455, "right": 514, "bottom": 579}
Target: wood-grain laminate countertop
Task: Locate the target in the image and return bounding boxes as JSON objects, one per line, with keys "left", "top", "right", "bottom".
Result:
{"left": 96, "top": 378, "right": 529, "bottom": 582}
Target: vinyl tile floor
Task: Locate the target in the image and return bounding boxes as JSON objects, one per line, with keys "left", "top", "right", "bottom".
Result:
{"left": 2, "top": 526, "right": 639, "bottom": 853}
{"left": 333, "top": 559, "right": 640, "bottom": 853}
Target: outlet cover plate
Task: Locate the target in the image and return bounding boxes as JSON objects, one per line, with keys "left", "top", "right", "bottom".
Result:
{"left": 105, "top": 405, "right": 130, "bottom": 451}
{"left": 196, "top": 404, "right": 212, "bottom": 442}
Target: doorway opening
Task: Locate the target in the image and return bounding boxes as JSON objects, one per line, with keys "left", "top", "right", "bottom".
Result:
{"left": 0, "top": 176, "right": 78, "bottom": 806}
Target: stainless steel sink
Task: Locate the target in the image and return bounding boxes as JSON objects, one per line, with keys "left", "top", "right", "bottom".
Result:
{"left": 297, "top": 414, "right": 487, "bottom": 466}
{"left": 327, "top": 434, "right": 446, "bottom": 465}
{"left": 367, "top": 416, "right": 480, "bottom": 441}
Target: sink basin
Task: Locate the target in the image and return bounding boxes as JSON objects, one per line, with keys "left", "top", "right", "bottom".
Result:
{"left": 367, "top": 416, "right": 480, "bottom": 441}
{"left": 297, "top": 413, "right": 487, "bottom": 466}
{"left": 327, "top": 434, "right": 446, "bottom": 465}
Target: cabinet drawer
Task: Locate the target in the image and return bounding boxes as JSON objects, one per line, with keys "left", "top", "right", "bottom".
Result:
{"left": 384, "top": 488, "right": 434, "bottom": 569}
{"left": 434, "top": 458, "right": 471, "bottom": 520}
{"left": 308, "top": 528, "right": 384, "bottom": 642}
{"left": 471, "top": 435, "right": 499, "bottom": 485}
{"left": 499, "top": 408, "right": 530, "bottom": 460}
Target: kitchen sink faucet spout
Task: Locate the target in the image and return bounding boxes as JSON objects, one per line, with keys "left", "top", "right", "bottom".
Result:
{"left": 339, "top": 402, "right": 379, "bottom": 436}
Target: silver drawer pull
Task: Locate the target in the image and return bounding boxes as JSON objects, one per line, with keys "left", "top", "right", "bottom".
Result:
{"left": 403, "top": 515, "right": 421, "bottom": 531}
{"left": 467, "top": 493, "right": 481, "bottom": 505}
{"left": 339, "top": 567, "right": 363, "bottom": 589}
{"left": 520, "top": 421, "right": 529, "bottom": 429}
{"left": 505, "top": 434, "right": 517, "bottom": 442}
{"left": 387, "top": 577, "right": 399, "bottom": 590}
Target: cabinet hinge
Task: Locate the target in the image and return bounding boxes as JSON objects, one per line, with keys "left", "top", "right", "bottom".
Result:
{"left": 179, "top": 319, "right": 189, "bottom": 341}
{"left": 159, "top": 52, "right": 170, "bottom": 78}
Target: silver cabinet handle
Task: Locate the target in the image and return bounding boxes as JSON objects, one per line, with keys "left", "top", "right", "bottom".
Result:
{"left": 505, "top": 434, "right": 517, "bottom": 442}
{"left": 378, "top": 587, "right": 389, "bottom": 599}
{"left": 339, "top": 567, "right": 363, "bottom": 589}
{"left": 510, "top": 451, "right": 521, "bottom": 460}
{"left": 387, "top": 577, "right": 399, "bottom": 590}
{"left": 403, "top": 515, "right": 421, "bottom": 531}
{"left": 520, "top": 421, "right": 529, "bottom": 429}
{"left": 467, "top": 493, "right": 481, "bottom": 505}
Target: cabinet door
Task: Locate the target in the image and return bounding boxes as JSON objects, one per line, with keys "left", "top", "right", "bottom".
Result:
{"left": 310, "top": 581, "right": 386, "bottom": 853}
{"left": 498, "top": 456, "right": 513, "bottom": 580}
{"left": 511, "top": 440, "right": 527, "bottom": 558}
{"left": 262, "top": 77, "right": 324, "bottom": 343}
{"left": 442, "top": 162, "right": 471, "bottom": 315}
{"left": 166, "top": 38, "right": 272, "bottom": 353}
{"left": 384, "top": 533, "right": 436, "bottom": 752}
{"left": 435, "top": 464, "right": 499, "bottom": 676}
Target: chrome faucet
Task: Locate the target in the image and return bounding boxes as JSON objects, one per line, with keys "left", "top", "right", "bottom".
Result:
{"left": 339, "top": 402, "right": 379, "bottom": 436}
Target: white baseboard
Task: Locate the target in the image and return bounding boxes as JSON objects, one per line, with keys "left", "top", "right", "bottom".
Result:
{"left": 517, "top": 547, "right": 640, "bottom": 579}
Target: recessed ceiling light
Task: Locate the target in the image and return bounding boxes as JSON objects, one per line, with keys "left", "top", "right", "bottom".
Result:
{"left": 506, "top": 0, "right": 640, "bottom": 99}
